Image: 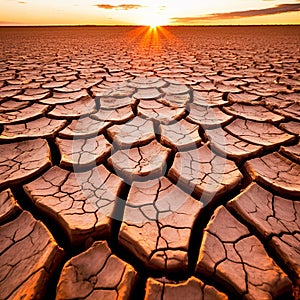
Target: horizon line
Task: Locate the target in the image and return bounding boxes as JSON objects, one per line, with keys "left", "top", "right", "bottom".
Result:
{"left": 1, "top": 24, "right": 299, "bottom": 27}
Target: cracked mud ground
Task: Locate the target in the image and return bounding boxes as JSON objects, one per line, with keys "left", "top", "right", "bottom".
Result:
{"left": 0, "top": 26, "right": 299, "bottom": 299}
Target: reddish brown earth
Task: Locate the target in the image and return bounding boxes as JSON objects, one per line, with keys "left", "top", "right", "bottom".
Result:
{"left": 0, "top": 26, "right": 299, "bottom": 299}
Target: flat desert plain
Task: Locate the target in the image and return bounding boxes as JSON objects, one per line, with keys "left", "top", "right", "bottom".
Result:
{"left": 0, "top": 26, "right": 300, "bottom": 299}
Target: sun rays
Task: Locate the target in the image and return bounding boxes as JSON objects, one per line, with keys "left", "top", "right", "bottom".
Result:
{"left": 125, "top": 25, "right": 180, "bottom": 57}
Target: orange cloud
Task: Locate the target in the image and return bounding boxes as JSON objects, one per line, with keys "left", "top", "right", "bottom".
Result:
{"left": 95, "top": 4, "right": 143, "bottom": 10}
{"left": 172, "top": 3, "right": 300, "bottom": 22}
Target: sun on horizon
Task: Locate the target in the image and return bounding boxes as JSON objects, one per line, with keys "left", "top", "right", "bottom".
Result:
{"left": 147, "top": 20, "right": 160, "bottom": 29}
{"left": 141, "top": 9, "right": 169, "bottom": 28}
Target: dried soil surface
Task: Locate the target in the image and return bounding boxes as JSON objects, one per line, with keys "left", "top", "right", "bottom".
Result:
{"left": 0, "top": 26, "right": 299, "bottom": 300}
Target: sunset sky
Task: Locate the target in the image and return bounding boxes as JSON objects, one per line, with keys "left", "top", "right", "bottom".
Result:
{"left": 1, "top": 0, "right": 299, "bottom": 26}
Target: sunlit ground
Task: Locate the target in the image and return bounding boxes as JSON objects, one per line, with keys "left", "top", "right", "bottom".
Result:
{"left": 125, "top": 25, "right": 180, "bottom": 56}
{"left": 0, "top": 24, "right": 299, "bottom": 300}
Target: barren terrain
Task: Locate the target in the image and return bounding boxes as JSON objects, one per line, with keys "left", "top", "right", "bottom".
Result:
{"left": 0, "top": 26, "right": 299, "bottom": 299}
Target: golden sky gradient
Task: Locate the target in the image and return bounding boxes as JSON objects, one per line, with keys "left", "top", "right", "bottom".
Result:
{"left": 1, "top": 0, "right": 299, "bottom": 26}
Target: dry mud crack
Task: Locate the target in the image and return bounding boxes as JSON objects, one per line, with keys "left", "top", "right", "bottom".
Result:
{"left": 0, "top": 26, "right": 299, "bottom": 299}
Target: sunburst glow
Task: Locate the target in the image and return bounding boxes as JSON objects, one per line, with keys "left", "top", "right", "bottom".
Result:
{"left": 149, "top": 22, "right": 159, "bottom": 29}
{"left": 143, "top": 13, "right": 169, "bottom": 28}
